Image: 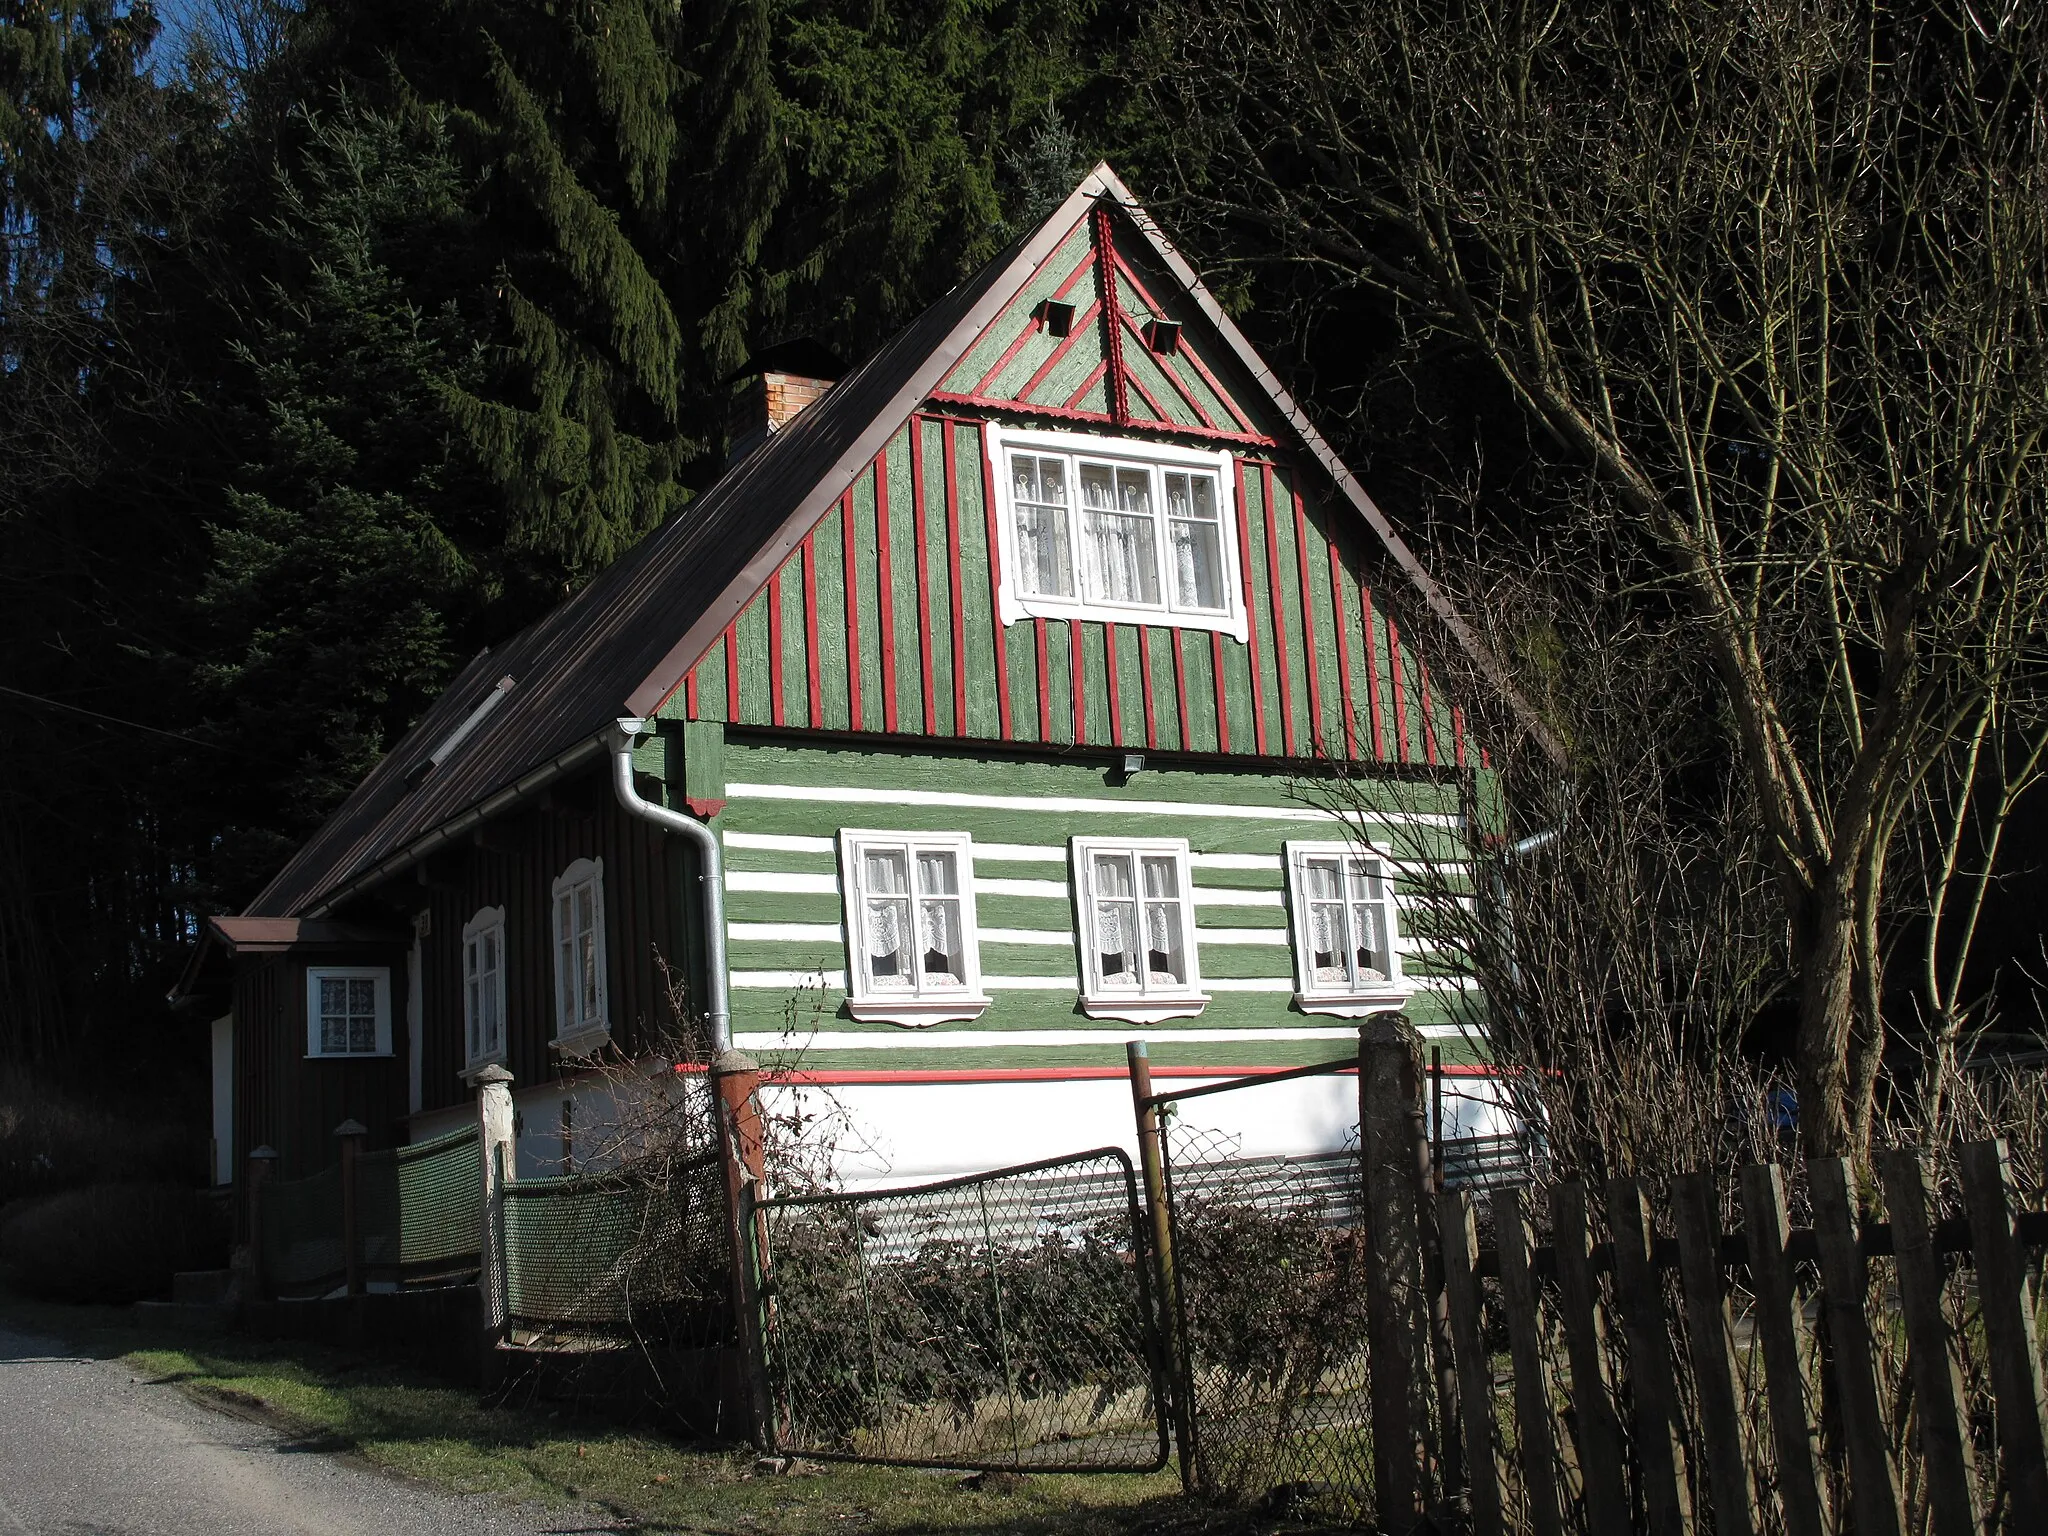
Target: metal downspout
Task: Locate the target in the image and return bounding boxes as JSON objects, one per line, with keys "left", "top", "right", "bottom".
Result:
{"left": 608, "top": 719, "right": 731, "bottom": 1054}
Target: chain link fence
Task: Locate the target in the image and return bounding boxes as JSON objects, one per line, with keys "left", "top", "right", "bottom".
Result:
{"left": 758, "top": 1148, "right": 1171, "bottom": 1472}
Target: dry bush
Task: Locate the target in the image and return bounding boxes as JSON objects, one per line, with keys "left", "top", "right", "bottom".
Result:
{"left": 0, "top": 1067, "right": 203, "bottom": 1206}
{"left": 0, "top": 1182, "right": 228, "bottom": 1302}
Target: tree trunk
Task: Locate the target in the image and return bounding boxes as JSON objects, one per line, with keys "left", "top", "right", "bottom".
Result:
{"left": 1794, "top": 890, "right": 1858, "bottom": 1161}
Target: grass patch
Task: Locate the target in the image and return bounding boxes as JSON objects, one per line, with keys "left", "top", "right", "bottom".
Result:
{"left": 1, "top": 1289, "right": 1299, "bottom": 1534}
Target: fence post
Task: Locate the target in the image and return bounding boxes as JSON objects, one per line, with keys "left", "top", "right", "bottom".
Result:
{"left": 1126, "top": 1040, "right": 1193, "bottom": 1491}
{"left": 475, "top": 1065, "right": 515, "bottom": 1386}
{"left": 334, "top": 1119, "right": 367, "bottom": 1298}
{"left": 1360, "top": 1011, "right": 1430, "bottom": 1530}
{"left": 244, "top": 1146, "right": 277, "bottom": 1303}
{"left": 1737, "top": 1164, "right": 1831, "bottom": 1536}
{"left": 1959, "top": 1138, "right": 2048, "bottom": 1516}
{"left": 712, "top": 1048, "right": 773, "bottom": 1450}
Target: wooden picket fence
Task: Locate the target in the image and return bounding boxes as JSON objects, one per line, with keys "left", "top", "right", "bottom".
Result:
{"left": 1436, "top": 1142, "right": 2048, "bottom": 1536}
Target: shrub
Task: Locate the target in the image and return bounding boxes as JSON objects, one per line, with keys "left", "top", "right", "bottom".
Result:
{"left": 0, "top": 1068, "right": 203, "bottom": 1206}
{"left": 0, "top": 1182, "right": 229, "bottom": 1303}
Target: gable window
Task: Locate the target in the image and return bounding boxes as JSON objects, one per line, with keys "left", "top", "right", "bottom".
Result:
{"left": 551, "top": 858, "right": 609, "bottom": 1051}
{"left": 1285, "top": 842, "right": 1406, "bottom": 1014}
{"left": 839, "top": 830, "right": 990, "bottom": 1025}
{"left": 988, "top": 425, "right": 1248, "bottom": 640}
{"left": 305, "top": 967, "right": 393, "bottom": 1058}
{"left": 463, "top": 906, "right": 507, "bottom": 1069}
{"left": 1071, "top": 836, "right": 1207, "bottom": 1023}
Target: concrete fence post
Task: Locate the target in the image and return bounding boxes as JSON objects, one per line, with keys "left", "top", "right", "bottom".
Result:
{"left": 244, "top": 1146, "right": 278, "bottom": 1302}
{"left": 333, "top": 1120, "right": 368, "bottom": 1298}
{"left": 1361, "top": 1011, "right": 1432, "bottom": 1531}
{"left": 712, "top": 1049, "right": 773, "bottom": 1449}
{"left": 474, "top": 1066, "right": 515, "bottom": 1384}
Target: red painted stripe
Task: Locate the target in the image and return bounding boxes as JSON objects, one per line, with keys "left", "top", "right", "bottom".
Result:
{"left": 942, "top": 424, "right": 968, "bottom": 736}
{"left": 1388, "top": 616, "right": 1410, "bottom": 763}
{"left": 1069, "top": 619, "right": 1086, "bottom": 741}
{"left": 1210, "top": 629, "right": 1230, "bottom": 752}
{"left": 1121, "top": 357, "right": 1179, "bottom": 425}
{"left": 1453, "top": 704, "right": 1468, "bottom": 769}
{"left": 1109, "top": 249, "right": 1256, "bottom": 432}
{"left": 977, "top": 430, "right": 1014, "bottom": 741}
{"left": 1359, "top": 582, "right": 1386, "bottom": 760}
{"left": 767, "top": 575, "right": 786, "bottom": 727}
{"left": 1232, "top": 458, "right": 1267, "bottom": 754}
{"left": 1138, "top": 624, "right": 1158, "bottom": 749}
{"left": 1259, "top": 463, "right": 1296, "bottom": 756}
{"left": 1095, "top": 204, "right": 1132, "bottom": 425}
{"left": 1061, "top": 358, "right": 1110, "bottom": 412}
{"left": 1034, "top": 617, "right": 1052, "bottom": 740}
{"left": 921, "top": 391, "right": 1276, "bottom": 447}
{"left": 840, "top": 492, "right": 862, "bottom": 731}
{"left": 724, "top": 620, "right": 740, "bottom": 719}
{"left": 971, "top": 250, "right": 1096, "bottom": 396}
{"left": 801, "top": 532, "right": 823, "bottom": 729}
{"left": 733, "top": 1062, "right": 1502, "bottom": 1087}
{"left": 1327, "top": 539, "right": 1359, "bottom": 759}
{"left": 1171, "top": 631, "right": 1191, "bottom": 749}
{"left": 874, "top": 453, "right": 898, "bottom": 733}
{"left": 1119, "top": 310, "right": 1218, "bottom": 429}
{"left": 1419, "top": 661, "right": 1440, "bottom": 766}
{"left": 1013, "top": 300, "right": 1103, "bottom": 402}
{"left": 1103, "top": 623, "right": 1123, "bottom": 744}
{"left": 684, "top": 668, "right": 699, "bottom": 719}
{"left": 1481, "top": 746, "right": 1492, "bottom": 769}
{"left": 911, "top": 418, "right": 936, "bottom": 732}
{"left": 939, "top": 211, "right": 1090, "bottom": 380}
{"left": 1291, "top": 484, "right": 1324, "bottom": 755}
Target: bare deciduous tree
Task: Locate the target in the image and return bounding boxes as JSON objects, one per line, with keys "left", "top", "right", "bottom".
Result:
{"left": 1148, "top": 0, "right": 2048, "bottom": 1156}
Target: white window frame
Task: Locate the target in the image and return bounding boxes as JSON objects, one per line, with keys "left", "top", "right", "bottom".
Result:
{"left": 838, "top": 829, "right": 991, "bottom": 1025}
{"left": 1070, "top": 836, "right": 1208, "bottom": 1023}
{"left": 550, "top": 857, "right": 610, "bottom": 1053}
{"left": 304, "top": 966, "right": 394, "bottom": 1058}
{"left": 462, "top": 906, "right": 507, "bottom": 1071}
{"left": 987, "top": 424, "right": 1249, "bottom": 640}
{"left": 1283, "top": 840, "right": 1408, "bottom": 1015}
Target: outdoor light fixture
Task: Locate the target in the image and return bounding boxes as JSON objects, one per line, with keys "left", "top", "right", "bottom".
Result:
{"left": 1111, "top": 752, "right": 1146, "bottom": 785}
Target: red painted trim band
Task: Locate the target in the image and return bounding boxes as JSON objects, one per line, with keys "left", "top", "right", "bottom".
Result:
{"left": 1095, "top": 203, "right": 1132, "bottom": 427}
{"left": 922, "top": 392, "right": 1275, "bottom": 448}
{"left": 1061, "top": 358, "right": 1110, "bottom": 413}
{"left": 725, "top": 620, "right": 741, "bottom": 722}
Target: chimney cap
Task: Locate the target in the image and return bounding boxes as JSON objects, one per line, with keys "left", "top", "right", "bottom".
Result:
{"left": 722, "top": 336, "right": 845, "bottom": 387}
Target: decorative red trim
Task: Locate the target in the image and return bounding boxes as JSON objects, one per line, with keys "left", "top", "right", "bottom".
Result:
{"left": 1061, "top": 358, "right": 1110, "bottom": 412}
{"left": 911, "top": 418, "right": 936, "bottom": 733}
{"left": 1481, "top": 746, "right": 1492, "bottom": 770}
{"left": 1419, "top": 661, "right": 1440, "bottom": 766}
{"left": 874, "top": 453, "right": 898, "bottom": 733}
{"left": 1388, "top": 616, "right": 1410, "bottom": 763}
{"left": 1232, "top": 458, "right": 1267, "bottom": 754}
{"left": 1168, "top": 630, "right": 1189, "bottom": 750}
{"left": 1138, "top": 624, "right": 1158, "bottom": 750}
{"left": 1119, "top": 348, "right": 1179, "bottom": 425}
{"left": 1453, "top": 704, "right": 1468, "bottom": 769}
{"left": 1259, "top": 463, "right": 1296, "bottom": 757}
{"left": 1013, "top": 300, "right": 1102, "bottom": 403}
{"left": 1328, "top": 539, "right": 1358, "bottom": 759}
{"left": 684, "top": 667, "right": 699, "bottom": 720}
{"left": 1119, "top": 310, "right": 1217, "bottom": 429}
{"left": 1109, "top": 249, "right": 1257, "bottom": 433}
{"left": 1292, "top": 483, "right": 1324, "bottom": 754}
{"left": 942, "top": 211, "right": 1092, "bottom": 384}
{"left": 1209, "top": 629, "right": 1230, "bottom": 753}
{"left": 1095, "top": 203, "right": 1132, "bottom": 427}
{"left": 942, "top": 423, "right": 969, "bottom": 736}
{"left": 724, "top": 620, "right": 740, "bottom": 720}
{"left": 840, "top": 492, "right": 863, "bottom": 732}
{"left": 1069, "top": 619, "right": 1086, "bottom": 742}
{"left": 1034, "top": 617, "right": 1052, "bottom": 741}
{"left": 767, "top": 574, "right": 786, "bottom": 728}
{"left": 801, "top": 531, "right": 823, "bottom": 729}
{"left": 1103, "top": 623, "right": 1123, "bottom": 745}
{"left": 922, "top": 391, "right": 1275, "bottom": 448}
{"left": 971, "top": 250, "right": 1095, "bottom": 396}
{"left": 1359, "top": 582, "right": 1386, "bottom": 761}
{"left": 978, "top": 429, "right": 1014, "bottom": 741}
{"left": 736, "top": 1062, "right": 1502, "bottom": 1087}
{"left": 684, "top": 796, "right": 726, "bottom": 820}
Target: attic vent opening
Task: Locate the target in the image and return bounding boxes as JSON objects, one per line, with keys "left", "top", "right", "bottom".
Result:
{"left": 1143, "top": 319, "right": 1182, "bottom": 355}
{"left": 408, "top": 674, "right": 516, "bottom": 785}
{"left": 1035, "top": 299, "right": 1076, "bottom": 337}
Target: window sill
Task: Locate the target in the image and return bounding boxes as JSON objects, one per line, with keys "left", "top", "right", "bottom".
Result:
{"left": 1294, "top": 990, "right": 1410, "bottom": 1018}
{"left": 305, "top": 1050, "right": 394, "bottom": 1061}
{"left": 998, "top": 589, "right": 1249, "bottom": 644}
{"left": 845, "top": 995, "right": 993, "bottom": 1027}
{"left": 549, "top": 1027, "right": 612, "bottom": 1059}
{"left": 1078, "top": 994, "right": 1209, "bottom": 1024}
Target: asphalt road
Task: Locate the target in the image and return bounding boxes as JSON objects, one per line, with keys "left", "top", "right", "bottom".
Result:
{"left": 0, "top": 1323, "right": 593, "bottom": 1536}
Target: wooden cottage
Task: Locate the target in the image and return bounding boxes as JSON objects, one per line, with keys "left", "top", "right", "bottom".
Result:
{"left": 185, "top": 167, "right": 1525, "bottom": 1195}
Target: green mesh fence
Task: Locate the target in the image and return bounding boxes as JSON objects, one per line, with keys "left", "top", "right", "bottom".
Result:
{"left": 260, "top": 1162, "right": 345, "bottom": 1297}
{"left": 500, "top": 1150, "right": 730, "bottom": 1344}
{"left": 356, "top": 1127, "right": 484, "bottom": 1282}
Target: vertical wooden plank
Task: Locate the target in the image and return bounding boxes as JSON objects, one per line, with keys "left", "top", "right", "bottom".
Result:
{"left": 873, "top": 452, "right": 898, "bottom": 733}
{"left": 1289, "top": 481, "right": 1325, "bottom": 755}
{"left": 724, "top": 619, "right": 741, "bottom": 723}
{"left": 1875, "top": 1148, "right": 1981, "bottom": 1536}
{"left": 1231, "top": 458, "right": 1268, "bottom": 754}
{"left": 1103, "top": 623, "right": 1123, "bottom": 746}
{"left": 1670, "top": 1172, "right": 1760, "bottom": 1536}
{"left": 1388, "top": 617, "right": 1411, "bottom": 763}
{"left": 1359, "top": 581, "right": 1387, "bottom": 761}
{"left": 1068, "top": 619, "right": 1087, "bottom": 743}
{"left": 1137, "top": 624, "right": 1159, "bottom": 749}
{"left": 942, "top": 423, "right": 969, "bottom": 737}
{"left": 1550, "top": 1182, "right": 1632, "bottom": 1536}
{"left": 1493, "top": 1187, "right": 1567, "bottom": 1536}
{"left": 974, "top": 430, "right": 1014, "bottom": 741}
{"left": 1327, "top": 537, "right": 1360, "bottom": 759}
{"left": 911, "top": 416, "right": 938, "bottom": 735}
{"left": 888, "top": 430, "right": 924, "bottom": 735}
{"left": 1258, "top": 463, "right": 1297, "bottom": 756}
{"left": 1808, "top": 1156, "right": 1905, "bottom": 1536}
{"left": 1960, "top": 1138, "right": 2048, "bottom": 1515}
{"left": 1418, "top": 661, "right": 1440, "bottom": 765}
{"left": 800, "top": 532, "right": 826, "bottom": 729}
{"left": 1208, "top": 629, "right": 1232, "bottom": 753}
{"left": 840, "top": 491, "right": 864, "bottom": 732}
{"left": 1033, "top": 617, "right": 1053, "bottom": 742}
{"left": 1438, "top": 1188, "right": 1507, "bottom": 1536}
{"left": 1736, "top": 1164, "right": 1831, "bottom": 1536}
{"left": 1606, "top": 1178, "right": 1696, "bottom": 1536}
{"left": 766, "top": 573, "right": 786, "bottom": 728}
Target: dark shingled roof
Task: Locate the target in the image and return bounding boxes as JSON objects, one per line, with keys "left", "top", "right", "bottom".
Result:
{"left": 247, "top": 166, "right": 1550, "bottom": 922}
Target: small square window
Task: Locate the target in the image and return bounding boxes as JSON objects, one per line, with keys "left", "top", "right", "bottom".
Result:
{"left": 1284, "top": 842, "right": 1407, "bottom": 1014}
{"left": 840, "top": 831, "right": 990, "bottom": 1025}
{"left": 305, "top": 967, "right": 393, "bottom": 1058}
{"left": 1072, "top": 837, "right": 1207, "bottom": 1023}
{"left": 463, "top": 906, "right": 507, "bottom": 1070}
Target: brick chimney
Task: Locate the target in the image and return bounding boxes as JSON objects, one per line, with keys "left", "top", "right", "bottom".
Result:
{"left": 726, "top": 339, "right": 844, "bottom": 465}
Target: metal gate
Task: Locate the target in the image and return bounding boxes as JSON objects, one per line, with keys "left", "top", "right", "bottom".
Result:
{"left": 756, "top": 1148, "right": 1172, "bottom": 1472}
